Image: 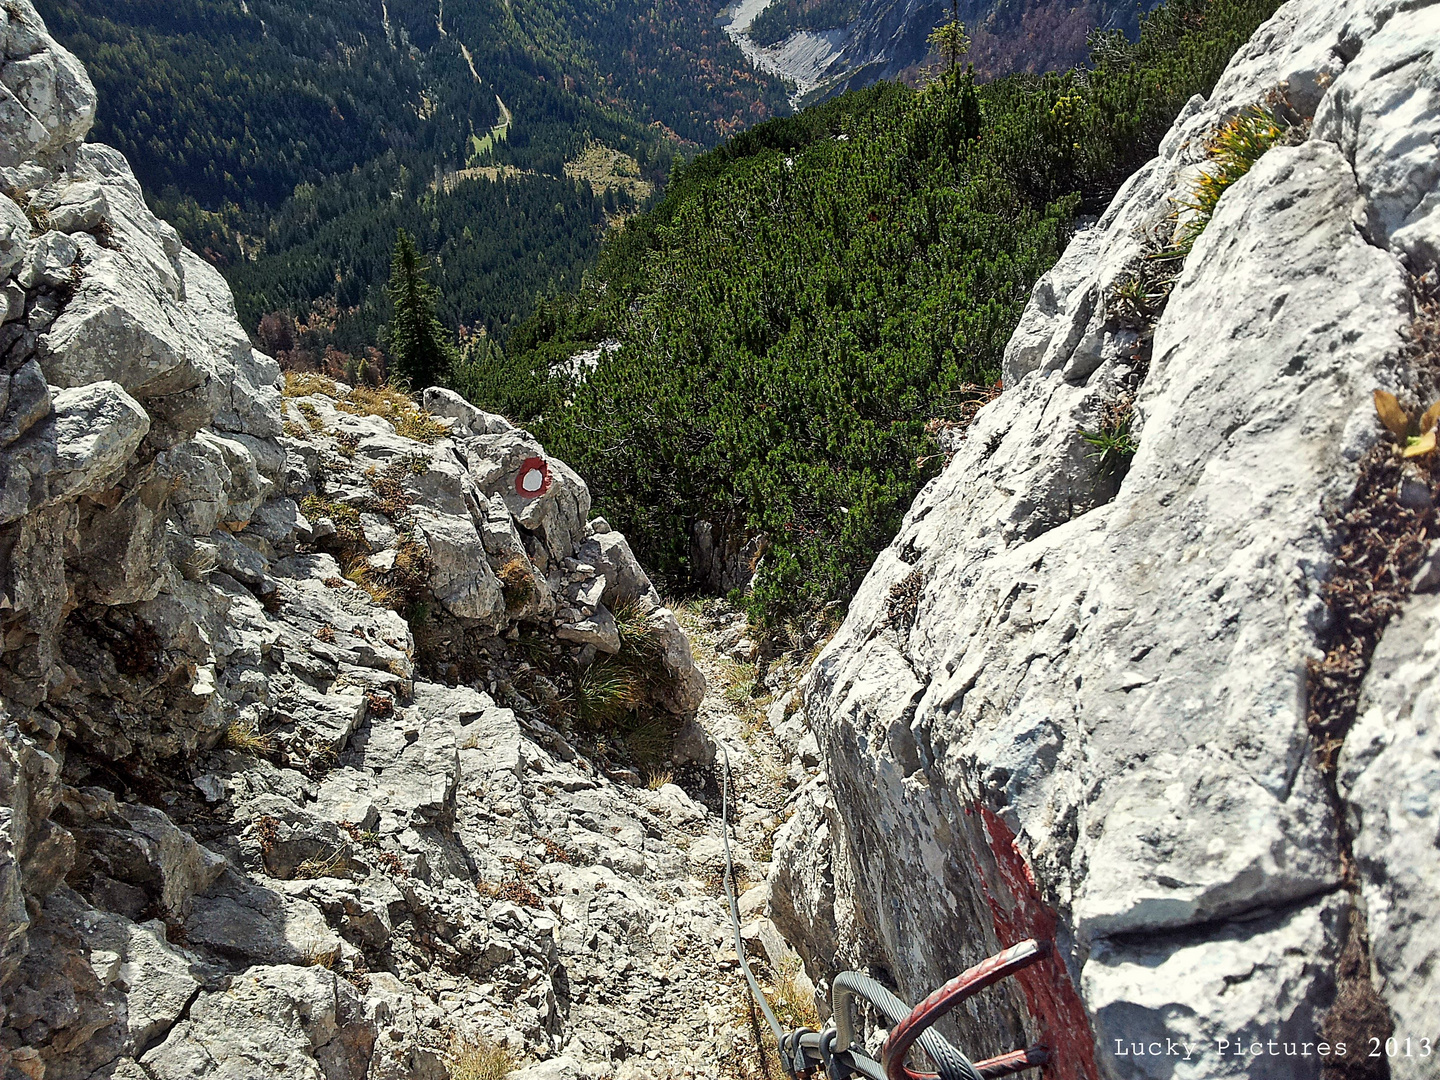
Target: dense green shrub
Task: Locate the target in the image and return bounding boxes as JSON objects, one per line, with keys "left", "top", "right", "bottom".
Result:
{"left": 483, "top": 0, "right": 1282, "bottom": 626}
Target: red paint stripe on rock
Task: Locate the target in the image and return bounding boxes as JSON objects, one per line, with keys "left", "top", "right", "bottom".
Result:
{"left": 973, "top": 807, "right": 1098, "bottom": 1080}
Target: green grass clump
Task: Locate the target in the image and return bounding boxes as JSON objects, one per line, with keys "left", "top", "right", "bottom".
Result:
{"left": 1173, "top": 105, "right": 1290, "bottom": 254}
{"left": 300, "top": 494, "right": 364, "bottom": 545}
{"left": 1080, "top": 414, "right": 1140, "bottom": 476}
{"left": 573, "top": 661, "right": 644, "bottom": 729}
{"left": 613, "top": 599, "right": 665, "bottom": 661}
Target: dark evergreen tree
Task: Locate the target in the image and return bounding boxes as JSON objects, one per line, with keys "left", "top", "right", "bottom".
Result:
{"left": 957, "top": 68, "right": 982, "bottom": 140}
{"left": 385, "top": 230, "right": 456, "bottom": 390}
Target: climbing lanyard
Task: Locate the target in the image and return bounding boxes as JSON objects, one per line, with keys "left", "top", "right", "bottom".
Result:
{"left": 718, "top": 748, "right": 1052, "bottom": 1080}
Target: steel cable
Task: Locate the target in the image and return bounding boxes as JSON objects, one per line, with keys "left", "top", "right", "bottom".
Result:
{"left": 720, "top": 747, "right": 791, "bottom": 1069}
{"left": 717, "top": 748, "right": 1039, "bottom": 1080}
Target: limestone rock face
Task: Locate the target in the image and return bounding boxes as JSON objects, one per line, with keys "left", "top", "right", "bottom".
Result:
{"left": 1338, "top": 592, "right": 1440, "bottom": 1080}
{"left": 0, "top": 4, "right": 710, "bottom": 1077}
{"left": 776, "top": 0, "right": 1440, "bottom": 1074}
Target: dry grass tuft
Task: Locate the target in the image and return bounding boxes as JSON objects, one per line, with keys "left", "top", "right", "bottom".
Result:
{"left": 886, "top": 568, "right": 924, "bottom": 632}
{"left": 363, "top": 460, "right": 415, "bottom": 517}
{"left": 497, "top": 878, "right": 542, "bottom": 907}
{"left": 395, "top": 410, "right": 450, "bottom": 442}
{"left": 724, "top": 958, "right": 820, "bottom": 1080}
{"left": 297, "top": 400, "right": 325, "bottom": 432}
{"left": 284, "top": 376, "right": 448, "bottom": 443}
{"left": 768, "top": 956, "right": 821, "bottom": 1030}
{"left": 645, "top": 769, "right": 675, "bottom": 791}
{"left": 497, "top": 556, "right": 536, "bottom": 609}
{"left": 921, "top": 381, "right": 1003, "bottom": 468}
{"left": 296, "top": 844, "right": 352, "bottom": 880}
{"left": 301, "top": 942, "right": 338, "bottom": 969}
{"left": 222, "top": 720, "right": 276, "bottom": 756}
{"left": 341, "top": 385, "right": 449, "bottom": 442}
{"left": 446, "top": 1036, "right": 516, "bottom": 1080}
{"left": 1306, "top": 444, "right": 1433, "bottom": 773}
{"left": 718, "top": 658, "right": 758, "bottom": 708}
{"left": 540, "top": 838, "right": 571, "bottom": 864}
{"left": 283, "top": 371, "right": 339, "bottom": 398}
{"left": 340, "top": 383, "right": 414, "bottom": 418}
{"left": 254, "top": 814, "right": 280, "bottom": 855}
{"left": 345, "top": 557, "right": 401, "bottom": 608}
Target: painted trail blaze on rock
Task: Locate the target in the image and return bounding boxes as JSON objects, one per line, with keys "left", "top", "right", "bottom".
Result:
{"left": 515, "top": 456, "right": 550, "bottom": 497}
{"left": 974, "top": 808, "right": 1098, "bottom": 1080}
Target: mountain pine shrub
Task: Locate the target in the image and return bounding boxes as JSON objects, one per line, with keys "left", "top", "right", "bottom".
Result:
{"left": 480, "top": 0, "right": 1286, "bottom": 626}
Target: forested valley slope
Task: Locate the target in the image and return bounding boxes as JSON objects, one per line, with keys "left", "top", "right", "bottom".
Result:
{"left": 496, "top": 0, "right": 1286, "bottom": 625}
{"left": 35, "top": 0, "right": 791, "bottom": 355}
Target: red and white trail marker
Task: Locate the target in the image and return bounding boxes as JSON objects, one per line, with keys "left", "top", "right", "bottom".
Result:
{"left": 515, "top": 457, "right": 550, "bottom": 498}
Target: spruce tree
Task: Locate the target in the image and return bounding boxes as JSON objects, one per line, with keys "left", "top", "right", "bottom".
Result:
{"left": 927, "top": 0, "right": 970, "bottom": 79}
{"left": 385, "top": 229, "right": 457, "bottom": 389}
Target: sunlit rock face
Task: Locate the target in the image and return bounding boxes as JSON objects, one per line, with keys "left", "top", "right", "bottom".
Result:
{"left": 0, "top": 4, "right": 726, "bottom": 1076}
{"left": 774, "top": 1, "right": 1440, "bottom": 1075}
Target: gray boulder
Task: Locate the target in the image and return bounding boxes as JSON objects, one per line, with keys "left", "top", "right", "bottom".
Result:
{"left": 0, "top": 1, "right": 96, "bottom": 169}
{"left": 0, "top": 380, "right": 148, "bottom": 525}
{"left": 141, "top": 964, "right": 374, "bottom": 1080}
{"left": 1339, "top": 593, "right": 1440, "bottom": 1079}
{"left": 421, "top": 385, "right": 513, "bottom": 436}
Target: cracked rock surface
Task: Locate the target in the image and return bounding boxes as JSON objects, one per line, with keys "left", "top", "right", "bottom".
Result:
{"left": 775, "top": 0, "right": 1440, "bottom": 1076}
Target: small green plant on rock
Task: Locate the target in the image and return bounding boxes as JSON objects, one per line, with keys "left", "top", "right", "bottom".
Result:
{"left": 1080, "top": 410, "right": 1139, "bottom": 477}
{"left": 1173, "top": 104, "right": 1291, "bottom": 255}
{"left": 1373, "top": 389, "right": 1440, "bottom": 458}
{"left": 1107, "top": 268, "right": 1174, "bottom": 327}
{"left": 300, "top": 494, "right": 364, "bottom": 545}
